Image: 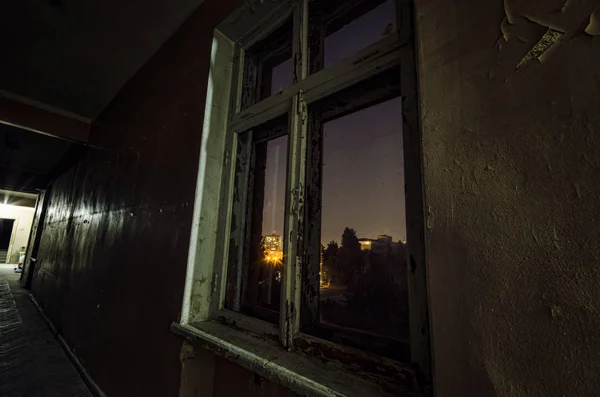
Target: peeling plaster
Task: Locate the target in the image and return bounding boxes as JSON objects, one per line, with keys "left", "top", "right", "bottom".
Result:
{"left": 516, "top": 29, "right": 564, "bottom": 69}
{"left": 417, "top": 0, "right": 600, "bottom": 394}
{"left": 497, "top": 0, "right": 600, "bottom": 71}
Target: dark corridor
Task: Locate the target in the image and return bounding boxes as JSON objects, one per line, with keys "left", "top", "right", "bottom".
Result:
{"left": 0, "top": 219, "right": 15, "bottom": 262}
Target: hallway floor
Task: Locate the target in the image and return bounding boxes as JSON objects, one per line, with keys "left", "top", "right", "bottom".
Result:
{"left": 0, "top": 264, "right": 93, "bottom": 397}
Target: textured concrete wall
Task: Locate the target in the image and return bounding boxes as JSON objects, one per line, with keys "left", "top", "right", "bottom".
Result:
{"left": 416, "top": 1, "right": 600, "bottom": 396}
{"left": 0, "top": 204, "right": 34, "bottom": 263}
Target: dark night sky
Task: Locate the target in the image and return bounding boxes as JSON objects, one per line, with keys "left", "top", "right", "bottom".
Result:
{"left": 321, "top": 98, "right": 406, "bottom": 244}
{"left": 261, "top": 0, "right": 406, "bottom": 244}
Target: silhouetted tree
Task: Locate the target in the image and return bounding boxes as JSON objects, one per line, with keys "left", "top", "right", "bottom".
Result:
{"left": 320, "top": 228, "right": 410, "bottom": 338}
{"left": 338, "top": 228, "right": 362, "bottom": 285}
{"left": 346, "top": 244, "right": 410, "bottom": 338}
{"left": 322, "top": 240, "right": 339, "bottom": 284}
{"left": 324, "top": 241, "right": 339, "bottom": 258}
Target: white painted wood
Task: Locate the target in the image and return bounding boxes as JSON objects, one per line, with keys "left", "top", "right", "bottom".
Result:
{"left": 280, "top": 0, "right": 309, "bottom": 348}
{"left": 181, "top": 30, "right": 235, "bottom": 324}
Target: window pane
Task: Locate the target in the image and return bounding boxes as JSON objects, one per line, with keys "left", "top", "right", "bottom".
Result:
{"left": 243, "top": 19, "right": 293, "bottom": 108}
{"left": 263, "top": 57, "right": 293, "bottom": 98}
{"left": 243, "top": 134, "right": 288, "bottom": 321}
{"left": 310, "top": 0, "right": 397, "bottom": 73}
{"left": 319, "top": 97, "right": 408, "bottom": 339}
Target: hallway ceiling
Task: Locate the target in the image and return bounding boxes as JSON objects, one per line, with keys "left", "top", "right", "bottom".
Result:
{"left": 0, "top": 123, "right": 77, "bottom": 193}
{"left": 0, "top": 190, "right": 38, "bottom": 208}
{"left": 0, "top": 0, "right": 203, "bottom": 120}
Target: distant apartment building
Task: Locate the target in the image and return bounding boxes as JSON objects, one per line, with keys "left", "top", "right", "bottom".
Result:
{"left": 262, "top": 234, "right": 283, "bottom": 264}
{"left": 359, "top": 234, "right": 407, "bottom": 257}
{"left": 359, "top": 234, "right": 393, "bottom": 254}
{"left": 263, "top": 233, "right": 282, "bottom": 252}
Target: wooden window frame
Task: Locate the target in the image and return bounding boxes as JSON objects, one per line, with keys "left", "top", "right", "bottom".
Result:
{"left": 241, "top": 18, "right": 294, "bottom": 109}
{"left": 178, "top": 0, "right": 432, "bottom": 390}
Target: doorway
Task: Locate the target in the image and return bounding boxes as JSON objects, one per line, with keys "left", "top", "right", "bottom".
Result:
{"left": 0, "top": 219, "right": 15, "bottom": 264}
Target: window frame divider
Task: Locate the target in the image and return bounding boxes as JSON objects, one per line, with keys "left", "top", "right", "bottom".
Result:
{"left": 211, "top": 43, "right": 245, "bottom": 317}
{"left": 279, "top": 0, "right": 309, "bottom": 348}
{"left": 228, "top": 33, "right": 408, "bottom": 135}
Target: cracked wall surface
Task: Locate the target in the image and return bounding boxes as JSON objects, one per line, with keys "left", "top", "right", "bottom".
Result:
{"left": 416, "top": 0, "right": 600, "bottom": 396}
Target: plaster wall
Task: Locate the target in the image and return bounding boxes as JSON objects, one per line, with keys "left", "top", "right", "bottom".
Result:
{"left": 415, "top": 0, "right": 600, "bottom": 396}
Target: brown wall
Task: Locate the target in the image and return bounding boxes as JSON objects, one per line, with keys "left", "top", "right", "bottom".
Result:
{"left": 30, "top": 1, "right": 246, "bottom": 396}
{"left": 179, "top": 342, "right": 300, "bottom": 397}
{"left": 417, "top": 1, "right": 600, "bottom": 396}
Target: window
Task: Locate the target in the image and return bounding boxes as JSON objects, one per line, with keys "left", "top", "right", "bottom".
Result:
{"left": 303, "top": 70, "right": 411, "bottom": 360}
{"left": 309, "top": 0, "right": 398, "bottom": 73}
{"left": 242, "top": 18, "right": 293, "bottom": 108}
{"left": 178, "top": 0, "right": 430, "bottom": 393}
{"left": 224, "top": 115, "right": 289, "bottom": 324}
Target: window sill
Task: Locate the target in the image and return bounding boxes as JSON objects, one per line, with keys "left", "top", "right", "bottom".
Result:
{"left": 171, "top": 320, "right": 424, "bottom": 397}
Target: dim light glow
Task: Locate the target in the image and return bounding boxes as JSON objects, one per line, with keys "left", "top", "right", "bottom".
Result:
{"left": 0, "top": 203, "right": 34, "bottom": 211}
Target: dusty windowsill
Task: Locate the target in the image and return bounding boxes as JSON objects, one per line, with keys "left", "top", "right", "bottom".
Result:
{"left": 171, "top": 321, "right": 424, "bottom": 397}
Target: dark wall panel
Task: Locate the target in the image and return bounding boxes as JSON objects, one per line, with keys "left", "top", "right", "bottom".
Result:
{"left": 31, "top": 0, "right": 244, "bottom": 396}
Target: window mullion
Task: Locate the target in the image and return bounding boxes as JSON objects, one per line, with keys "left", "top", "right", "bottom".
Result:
{"left": 216, "top": 44, "right": 244, "bottom": 314}
{"left": 223, "top": 130, "right": 252, "bottom": 312}
{"left": 302, "top": 111, "right": 322, "bottom": 330}
{"left": 230, "top": 44, "right": 244, "bottom": 117}
{"left": 229, "top": 36, "right": 402, "bottom": 134}
{"left": 292, "top": 0, "right": 308, "bottom": 84}
{"left": 280, "top": 0, "right": 308, "bottom": 348}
